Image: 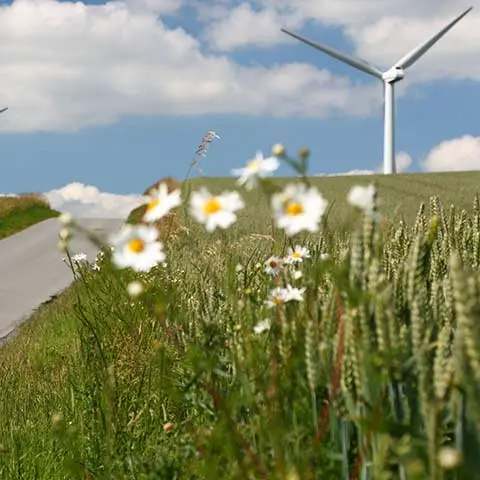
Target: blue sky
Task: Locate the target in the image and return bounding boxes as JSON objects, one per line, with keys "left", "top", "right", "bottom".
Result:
{"left": 0, "top": 0, "right": 479, "bottom": 215}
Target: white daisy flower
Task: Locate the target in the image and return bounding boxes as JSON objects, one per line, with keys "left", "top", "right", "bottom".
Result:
{"left": 264, "top": 284, "right": 306, "bottom": 308}
{"left": 231, "top": 151, "right": 279, "bottom": 190}
{"left": 253, "top": 318, "right": 271, "bottom": 334}
{"left": 189, "top": 187, "right": 244, "bottom": 232}
{"left": 285, "top": 245, "right": 311, "bottom": 264}
{"left": 347, "top": 184, "right": 376, "bottom": 214}
{"left": 271, "top": 184, "right": 328, "bottom": 236}
{"left": 143, "top": 183, "right": 182, "bottom": 223}
{"left": 320, "top": 253, "right": 329, "bottom": 261}
{"left": 265, "top": 287, "right": 289, "bottom": 308}
{"left": 109, "top": 224, "right": 165, "bottom": 272}
{"left": 284, "top": 284, "right": 306, "bottom": 302}
{"left": 264, "top": 256, "right": 283, "bottom": 276}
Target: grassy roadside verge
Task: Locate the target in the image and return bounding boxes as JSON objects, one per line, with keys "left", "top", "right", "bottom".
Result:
{"left": 0, "top": 257, "right": 181, "bottom": 479}
{"left": 0, "top": 194, "right": 59, "bottom": 239}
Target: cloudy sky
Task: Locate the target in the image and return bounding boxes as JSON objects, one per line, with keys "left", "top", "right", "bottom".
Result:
{"left": 0, "top": 0, "right": 479, "bottom": 217}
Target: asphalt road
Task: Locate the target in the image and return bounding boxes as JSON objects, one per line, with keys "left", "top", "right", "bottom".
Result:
{"left": 0, "top": 217, "right": 124, "bottom": 342}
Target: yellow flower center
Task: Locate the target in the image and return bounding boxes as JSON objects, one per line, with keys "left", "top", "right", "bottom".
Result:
{"left": 146, "top": 199, "right": 159, "bottom": 211}
{"left": 247, "top": 160, "right": 259, "bottom": 170}
{"left": 128, "top": 238, "right": 145, "bottom": 254}
{"left": 203, "top": 198, "right": 221, "bottom": 215}
{"left": 285, "top": 202, "right": 303, "bottom": 217}
{"left": 292, "top": 252, "right": 301, "bottom": 259}
{"left": 285, "top": 202, "right": 303, "bottom": 216}
{"left": 273, "top": 296, "right": 282, "bottom": 305}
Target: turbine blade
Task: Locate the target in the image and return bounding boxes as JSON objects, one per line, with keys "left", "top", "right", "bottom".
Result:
{"left": 394, "top": 6, "right": 473, "bottom": 70}
{"left": 281, "top": 28, "right": 383, "bottom": 79}
{"left": 0, "top": 107, "right": 8, "bottom": 114}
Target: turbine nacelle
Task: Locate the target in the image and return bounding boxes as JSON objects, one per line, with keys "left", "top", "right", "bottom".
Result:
{"left": 382, "top": 67, "right": 405, "bottom": 84}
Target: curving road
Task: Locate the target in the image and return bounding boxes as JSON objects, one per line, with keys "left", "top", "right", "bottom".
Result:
{"left": 0, "top": 217, "right": 123, "bottom": 342}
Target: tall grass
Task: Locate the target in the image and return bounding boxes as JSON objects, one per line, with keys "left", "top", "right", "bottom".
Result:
{"left": 0, "top": 193, "right": 51, "bottom": 216}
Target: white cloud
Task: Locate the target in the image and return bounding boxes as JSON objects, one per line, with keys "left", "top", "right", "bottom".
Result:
{"left": 315, "top": 169, "right": 375, "bottom": 177}
{"left": 319, "top": 137, "right": 480, "bottom": 175}
{"left": 422, "top": 135, "right": 480, "bottom": 172}
{"left": 0, "top": 0, "right": 382, "bottom": 133}
{"left": 201, "top": 1, "right": 480, "bottom": 83}
{"left": 350, "top": 8, "right": 480, "bottom": 83}
{"left": 395, "top": 151, "right": 412, "bottom": 173}
{"left": 202, "top": 2, "right": 304, "bottom": 51}
{"left": 0, "top": 0, "right": 475, "bottom": 133}
{"left": 44, "top": 182, "right": 147, "bottom": 218}
{"left": 125, "top": 0, "right": 183, "bottom": 14}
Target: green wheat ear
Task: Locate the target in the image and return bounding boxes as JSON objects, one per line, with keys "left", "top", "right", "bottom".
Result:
{"left": 450, "top": 252, "right": 480, "bottom": 383}
{"left": 473, "top": 192, "right": 480, "bottom": 230}
{"left": 349, "top": 230, "right": 363, "bottom": 289}
{"left": 433, "top": 323, "right": 453, "bottom": 401}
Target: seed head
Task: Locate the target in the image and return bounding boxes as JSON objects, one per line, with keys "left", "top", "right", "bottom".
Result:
{"left": 127, "top": 281, "right": 144, "bottom": 298}
{"left": 298, "top": 147, "right": 310, "bottom": 160}
{"left": 438, "top": 447, "right": 463, "bottom": 469}
{"left": 59, "top": 212, "right": 74, "bottom": 226}
{"left": 52, "top": 412, "right": 63, "bottom": 425}
{"left": 163, "top": 422, "right": 174, "bottom": 433}
{"left": 272, "top": 143, "right": 286, "bottom": 157}
{"left": 59, "top": 228, "right": 71, "bottom": 241}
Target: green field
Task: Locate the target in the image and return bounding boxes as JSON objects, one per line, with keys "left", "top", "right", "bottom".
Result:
{"left": 0, "top": 193, "right": 59, "bottom": 239}
{"left": 129, "top": 171, "right": 480, "bottom": 228}
{"left": 2, "top": 171, "right": 480, "bottom": 479}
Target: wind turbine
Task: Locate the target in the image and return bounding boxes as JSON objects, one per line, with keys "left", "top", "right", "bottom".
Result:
{"left": 281, "top": 7, "right": 473, "bottom": 174}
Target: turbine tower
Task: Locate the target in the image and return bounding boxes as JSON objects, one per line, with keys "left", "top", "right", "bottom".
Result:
{"left": 281, "top": 7, "right": 473, "bottom": 174}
